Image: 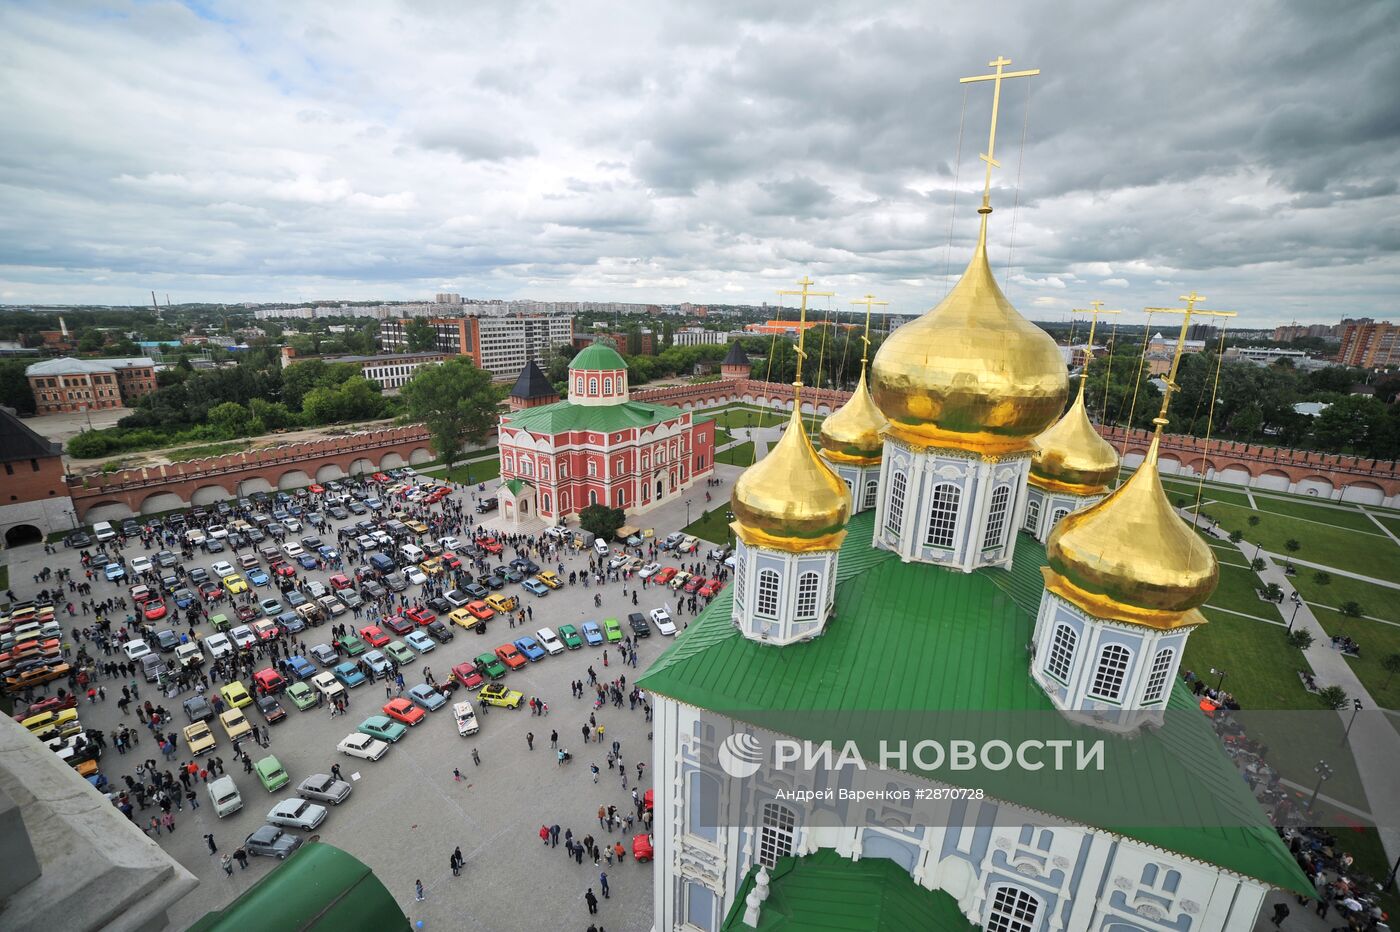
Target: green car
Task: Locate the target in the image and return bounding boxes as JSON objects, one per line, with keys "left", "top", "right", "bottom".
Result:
{"left": 384, "top": 641, "right": 415, "bottom": 666}
{"left": 210, "top": 613, "right": 231, "bottom": 633}
{"left": 359, "top": 715, "right": 406, "bottom": 744}
{"left": 286, "top": 682, "right": 317, "bottom": 710}
{"left": 255, "top": 755, "right": 289, "bottom": 792}
{"left": 558, "top": 624, "right": 583, "bottom": 650}
{"left": 603, "top": 617, "right": 623, "bottom": 643}
{"left": 474, "top": 652, "right": 507, "bottom": 679}
{"left": 336, "top": 633, "right": 366, "bottom": 657}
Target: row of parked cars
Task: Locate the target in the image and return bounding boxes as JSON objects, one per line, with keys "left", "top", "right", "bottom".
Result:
{"left": 0, "top": 601, "right": 70, "bottom": 693}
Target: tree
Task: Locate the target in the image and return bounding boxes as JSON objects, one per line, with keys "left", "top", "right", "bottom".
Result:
{"left": 1382, "top": 653, "right": 1400, "bottom": 688}
{"left": 1313, "top": 395, "right": 1388, "bottom": 454}
{"left": 400, "top": 357, "right": 501, "bottom": 472}
{"left": 1285, "top": 539, "right": 1300, "bottom": 553}
{"left": 207, "top": 401, "right": 250, "bottom": 438}
{"left": 0, "top": 359, "right": 36, "bottom": 414}
{"left": 1340, "top": 601, "right": 1364, "bottom": 619}
{"left": 1247, "top": 515, "right": 1260, "bottom": 527}
{"left": 1251, "top": 557, "right": 1266, "bottom": 572}
{"left": 579, "top": 503, "right": 625, "bottom": 542}
{"left": 1287, "top": 629, "right": 1314, "bottom": 650}
{"left": 1314, "top": 571, "right": 1331, "bottom": 586}
{"left": 1228, "top": 529, "right": 1244, "bottom": 543}
{"left": 1264, "top": 582, "right": 1284, "bottom": 602}
{"left": 405, "top": 319, "right": 436, "bottom": 352}
{"left": 1316, "top": 685, "right": 1349, "bottom": 710}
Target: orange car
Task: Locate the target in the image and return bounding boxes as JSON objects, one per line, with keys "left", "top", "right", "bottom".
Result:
{"left": 382, "top": 697, "right": 425, "bottom": 727}
{"left": 478, "top": 537, "right": 503, "bottom": 555}
{"left": 359, "top": 625, "right": 390, "bottom": 648}
{"left": 494, "top": 643, "right": 527, "bottom": 670}
{"left": 467, "top": 601, "right": 494, "bottom": 621}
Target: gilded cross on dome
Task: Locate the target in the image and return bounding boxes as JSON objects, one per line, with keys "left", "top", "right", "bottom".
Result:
{"left": 776, "top": 276, "right": 833, "bottom": 396}
{"left": 960, "top": 56, "right": 1040, "bottom": 213}
{"left": 1070, "top": 301, "right": 1121, "bottom": 388}
{"left": 849, "top": 294, "right": 888, "bottom": 367}
{"left": 1142, "top": 292, "right": 1237, "bottom": 428}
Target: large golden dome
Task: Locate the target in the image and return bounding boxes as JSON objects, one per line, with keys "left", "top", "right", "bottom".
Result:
{"left": 870, "top": 213, "right": 1068, "bottom": 455}
{"left": 732, "top": 406, "right": 849, "bottom": 552}
{"left": 1044, "top": 434, "right": 1216, "bottom": 629}
{"left": 1029, "top": 381, "right": 1120, "bottom": 494}
{"left": 819, "top": 370, "right": 887, "bottom": 465}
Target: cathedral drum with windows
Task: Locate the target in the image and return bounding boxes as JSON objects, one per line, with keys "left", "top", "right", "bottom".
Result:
{"left": 1022, "top": 368, "right": 1120, "bottom": 544}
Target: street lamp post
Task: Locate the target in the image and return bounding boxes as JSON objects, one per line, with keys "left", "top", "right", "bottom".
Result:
{"left": 725, "top": 510, "right": 734, "bottom": 549}
{"left": 1287, "top": 600, "right": 1302, "bottom": 633}
{"left": 1253, "top": 540, "right": 1263, "bottom": 561}
{"left": 685, "top": 498, "right": 692, "bottom": 528}
{"left": 1308, "top": 760, "right": 1333, "bottom": 812}
{"left": 1210, "top": 667, "right": 1228, "bottom": 692}
{"left": 1340, "top": 699, "right": 1364, "bottom": 747}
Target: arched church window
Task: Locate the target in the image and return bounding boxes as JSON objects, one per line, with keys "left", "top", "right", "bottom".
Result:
{"left": 983, "top": 484, "right": 1011, "bottom": 549}
{"left": 1089, "top": 644, "right": 1132, "bottom": 702}
{"left": 734, "top": 551, "right": 746, "bottom": 608}
{"left": 759, "top": 802, "right": 796, "bottom": 867}
{"left": 795, "top": 572, "right": 821, "bottom": 619}
{"left": 589, "top": 377, "right": 598, "bottom": 394}
{"left": 756, "top": 569, "right": 780, "bottom": 618}
{"left": 863, "top": 479, "right": 878, "bottom": 511}
{"left": 885, "top": 472, "right": 907, "bottom": 534}
{"left": 1051, "top": 507, "right": 1070, "bottom": 527}
{"left": 604, "top": 377, "right": 613, "bottom": 393}
{"left": 1045, "top": 624, "right": 1076, "bottom": 683}
{"left": 1024, "top": 498, "right": 1041, "bottom": 533}
{"left": 1143, "top": 647, "right": 1175, "bottom": 703}
{"left": 925, "top": 483, "right": 961, "bottom": 549}
{"left": 986, "top": 885, "right": 1039, "bottom": 932}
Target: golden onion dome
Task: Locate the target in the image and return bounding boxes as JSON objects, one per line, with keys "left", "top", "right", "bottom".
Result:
{"left": 1029, "top": 381, "right": 1120, "bottom": 494}
{"left": 1043, "top": 433, "right": 1217, "bottom": 629}
{"left": 869, "top": 213, "right": 1068, "bottom": 455}
{"left": 819, "top": 370, "right": 888, "bottom": 465}
{"left": 732, "top": 405, "right": 849, "bottom": 552}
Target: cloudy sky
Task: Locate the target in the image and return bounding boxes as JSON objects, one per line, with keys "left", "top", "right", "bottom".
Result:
{"left": 2, "top": 1, "right": 1397, "bottom": 326}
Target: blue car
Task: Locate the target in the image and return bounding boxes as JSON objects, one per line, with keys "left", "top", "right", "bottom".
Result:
{"left": 247, "top": 568, "right": 270, "bottom": 587}
{"left": 513, "top": 636, "right": 546, "bottom": 661}
{"left": 318, "top": 545, "right": 339, "bottom": 561}
{"left": 104, "top": 562, "right": 126, "bottom": 581}
{"left": 287, "top": 655, "right": 316, "bottom": 679}
{"left": 521, "top": 578, "right": 549, "bottom": 596}
{"left": 582, "top": 622, "right": 604, "bottom": 647}
{"left": 333, "top": 662, "right": 367, "bottom": 688}
{"left": 297, "top": 553, "right": 319, "bottom": 570}
{"left": 173, "top": 587, "right": 198, "bottom": 610}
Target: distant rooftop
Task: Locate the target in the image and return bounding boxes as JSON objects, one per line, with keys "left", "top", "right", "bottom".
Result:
{"left": 25, "top": 356, "right": 154, "bottom": 376}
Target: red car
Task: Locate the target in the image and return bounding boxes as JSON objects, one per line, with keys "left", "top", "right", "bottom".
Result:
{"left": 452, "top": 662, "right": 484, "bottom": 691}
{"left": 699, "top": 578, "right": 724, "bottom": 597}
{"left": 370, "top": 472, "right": 390, "bottom": 483}
{"left": 384, "top": 615, "right": 415, "bottom": 636}
{"left": 198, "top": 582, "right": 223, "bottom": 601}
{"left": 329, "top": 574, "right": 352, "bottom": 591}
{"left": 253, "top": 620, "right": 280, "bottom": 642}
{"left": 236, "top": 604, "right": 259, "bottom": 622}
{"left": 442, "top": 554, "right": 462, "bottom": 570}
{"left": 495, "top": 644, "right": 527, "bottom": 670}
{"left": 13, "top": 693, "right": 77, "bottom": 721}
{"left": 129, "top": 584, "right": 152, "bottom": 604}
{"left": 644, "top": 788, "right": 653, "bottom": 811}
{"left": 405, "top": 607, "right": 436, "bottom": 626}
{"left": 253, "top": 668, "right": 285, "bottom": 693}
{"left": 359, "top": 625, "right": 390, "bottom": 648}
{"left": 683, "top": 574, "right": 705, "bottom": 594}
{"left": 309, "top": 483, "right": 324, "bottom": 494}
{"left": 653, "top": 567, "right": 677, "bottom": 585}
{"left": 632, "top": 833, "right": 654, "bottom": 863}
{"left": 478, "top": 537, "right": 502, "bottom": 555}
{"left": 383, "top": 697, "right": 425, "bottom": 726}
{"left": 143, "top": 599, "right": 167, "bottom": 621}
{"left": 271, "top": 561, "right": 296, "bottom": 578}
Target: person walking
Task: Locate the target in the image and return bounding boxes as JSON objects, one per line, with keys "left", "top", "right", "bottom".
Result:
{"left": 221, "top": 854, "right": 234, "bottom": 877}
{"left": 415, "top": 878, "right": 425, "bottom": 902}
{"left": 600, "top": 870, "right": 610, "bottom": 899}
{"left": 471, "top": 748, "right": 480, "bottom": 766}
{"left": 233, "top": 846, "right": 248, "bottom": 870}
{"left": 204, "top": 833, "right": 218, "bottom": 854}
{"left": 584, "top": 888, "right": 599, "bottom": 915}
{"left": 540, "top": 824, "right": 551, "bottom": 846}
{"left": 450, "top": 847, "right": 463, "bottom": 877}
{"left": 591, "top": 762, "right": 600, "bottom": 783}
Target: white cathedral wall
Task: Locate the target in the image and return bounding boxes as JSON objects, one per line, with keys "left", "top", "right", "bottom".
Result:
{"left": 651, "top": 698, "right": 1269, "bottom": 932}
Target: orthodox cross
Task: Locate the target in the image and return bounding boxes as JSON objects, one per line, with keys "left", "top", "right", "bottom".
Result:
{"left": 777, "top": 277, "right": 833, "bottom": 395}
{"left": 849, "top": 294, "right": 888, "bottom": 368}
{"left": 1142, "top": 292, "right": 1237, "bottom": 426}
{"left": 960, "top": 56, "right": 1040, "bottom": 212}
{"left": 1070, "top": 301, "right": 1122, "bottom": 388}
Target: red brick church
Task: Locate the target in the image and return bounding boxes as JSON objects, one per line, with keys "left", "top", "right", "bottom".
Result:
{"left": 496, "top": 344, "right": 715, "bottom": 523}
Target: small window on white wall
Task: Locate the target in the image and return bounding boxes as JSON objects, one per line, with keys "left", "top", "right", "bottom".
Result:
{"left": 1090, "top": 644, "right": 1132, "bottom": 701}
{"left": 759, "top": 802, "right": 796, "bottom": 867}
{"left": 603, "top": 377, "right": 612, "bottom": 393}
{"left": 589, "top": 377, "right": 598, "bottom": 394}
{"left": 925, "top": 483, "right": 961, "bottom": 549}
{"left": 1143, "top": 647, "right": 1175, "bottom": 703}
{"left": 734, "top": 551, "right": 746, "bottom": 607}
{"left": 886, "top": 472, "right": 907, "bottom": 534}
{"left": 863, "top": 479, "right": 878, "bottom": 510}
{"left": 983, "top": 484, "right": 1011, "bottom": 549}
{"left": 1024, "top": 498, "right": 1041, "bottom": 533}
{"left": 986, "top": 885, "right": 1039, "bottom": 932}
{"left": 795, "top": 572, "right": 820, "bottom": 619}
{"left": 756, "top": 569, "right": 780, "bottom": 617}
{"left": 1052, "top": 507, "right": 1070, "bottom": 527}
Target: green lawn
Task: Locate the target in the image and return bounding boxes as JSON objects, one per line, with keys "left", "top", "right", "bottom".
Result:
{"left": 716, "top": 442, "right": 756, "bottom": 467}
{"left": 1309, "top": 604, "right": 1400, "bottom": 710}
{"left": 1183, "top": 609, "right": 1308, "bottom": 710}
{"left": 1199, "top": 501, "right": 1399, "bottom": 580}
{"left": 1292, "top": 573, "right": 1400, "bottom": 625}
{"left": 1205, "top": 562, "right": 1283, "bottom": 621}
{"left": 713, "top": 428, "right": 735, "bottom": 447}
{"left": 440, "top": 458, "right": 501, "bottom": 485}
{"left": 1371, "top": 512, "right": 1400, "bottom": 537}
{"left": 684, "top": 506, "right": 735, "bottom": 546}
{"left": 1155, "top": 475, "right": 1256, "bottom": 509}
{"left": 1251, "top": 496, "right": 1384, "bottom": 534}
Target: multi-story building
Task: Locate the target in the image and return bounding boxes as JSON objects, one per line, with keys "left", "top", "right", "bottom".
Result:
{"left": 434, "top": 293, "right": 463, "bottom": 305}
{"left": 25, "top": 357, "right": 157, "bottom": 415}
{"left": 1145, "top": 332, "right": 1205, "bottom": 375}
{"left": 278, "top": 347, "right": 446, "bottom": 391}
{"left": 673, "top": 327, "right": 731, "bottom": 346}
{"left": 744, "top": 319, "right": 857, "bottom": 337}
{"left": 0, "top": 407, "right": 76, "bottom": 546}
{"left": 1222, "top": 346, "right": 1329, "bottom": 370}
{"left": 380, "top": 315, "right": 573, "bottom": 379}
{"left": 1338, "top": 319, "right": 1399, "bottom": 367}
{"left": 574, "top": 330, "right": 656, "bottom": 356}
{"left": 1272, "top": 323, "right": 1338, "bottom": 342}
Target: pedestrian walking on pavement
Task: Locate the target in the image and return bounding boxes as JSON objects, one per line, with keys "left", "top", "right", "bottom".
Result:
{"left": 221, "top": 854, "right": 234, "bottom": 877}
{"left": 472, "top": 748, "right": 480, "bottom": 766}
{"left": 526, "top": 731, "right": 534, "bottom": 750}
{"left": 600, "top": 870, "right": 610, "bottom": 898}
{"left": 415, "top": 878, "right": 425, "bottom": 902}
{"left": 585, "top": 889, "right": 599, "bottom": 914}
{"left": 205, "top": 833, "right": 217, "bottom": 854}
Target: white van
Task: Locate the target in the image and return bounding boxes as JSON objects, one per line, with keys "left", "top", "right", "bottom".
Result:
{"left": 92, "top": 521, "right": 117, "bottom": 543}
{"left": 208, "top": 775, "right": 243, "bottom": 817}
{"left": 593, "top": 539, "right": 610, "bottom": 556}
{"left": 400, "top": 543, "right": 425, "bottom": 564}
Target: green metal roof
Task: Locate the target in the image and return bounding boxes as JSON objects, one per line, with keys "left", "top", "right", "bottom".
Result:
{"left": 503, "top": 398, "right": 684, "bottom": 434}
{"left": 639, "top": 511, "right": 1311, "bottom": 896}
{"left": 722, "top": 848, "right": 977, "bottom": 932}
{"left": 569, "top": 342, "right": 628, "bottom": 371}
{"left": 502, "top": 478, "right": 526, "bottom": 496}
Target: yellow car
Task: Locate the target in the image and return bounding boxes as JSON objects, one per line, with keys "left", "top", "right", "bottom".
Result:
{"left": 220, "top": 681, "right": 253, "bottom": 709}
{"left": 222, "top": 574, "right": 248, "bottom": 595}
{"left": 406, "top": 520, "right": 429, "bottom": 534}
{"left": 478, "top": 683, "right": 524, "bottom": 708}
{"left": 219, "top": 708, "right": 253, "bottom": 741}
{"left": 184, "top": 721, "right": 217, "bottom": 755}
{"left": 449, "top": 607, "right": 477, "bottom": 630}
{"left": 535, "top": 571, "right": 563, "bottom": 590}
{"left": 420, "top": 557, "right": 444, "bottom": 577}
{"left": 23, "top": 708, "right": 81, "bottom": 740}
{"left": 485, "top": 593, "right": 518, "bottom": 614}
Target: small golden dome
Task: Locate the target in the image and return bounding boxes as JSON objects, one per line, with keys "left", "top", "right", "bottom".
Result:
{"left": 732, "top": 406, "right": 849, "bottom": 552}
{"left": 869, "top": 213, "right": 1068, "bottom": 455}
{"left": 819, "top": 370, "right": 888, "bottom": 465}
{"left": 1044, "top": 434, "right": 1217, "bottom": 629}
{"left": 1029, "top": 382, "right": 1120, "bottom": 494}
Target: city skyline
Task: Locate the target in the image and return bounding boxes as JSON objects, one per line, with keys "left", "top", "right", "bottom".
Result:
{"left": 2, "top": 2, "right": 1397, "bottom": 326}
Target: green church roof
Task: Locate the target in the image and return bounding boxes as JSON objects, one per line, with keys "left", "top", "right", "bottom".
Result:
{"left": 722, "top": 848, "right": 977, "bottom": 932}
{"left": 504, "top": 398, "right": 685, "bottom": 434}
{"left": 569, "top": 342, "right": 627, "bottom": 371}
{"left": 639, "top": 511, "right": 1311, "bottom": 896}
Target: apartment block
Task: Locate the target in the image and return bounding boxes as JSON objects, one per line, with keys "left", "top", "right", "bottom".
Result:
{"left": 380, "top": 315, "right": 573, "bottom": 378}
{"left": 1338, "top": 319, "right": 1399, "bottom": 368}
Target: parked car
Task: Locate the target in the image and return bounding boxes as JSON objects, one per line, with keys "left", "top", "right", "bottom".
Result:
{"left": 266, "top": 798, "right": 327, "bottom": 831}
{"left": 297, "top": 773, "right": 351, "bottom": 805}
{"left": 244, "top": 824, "right": 303, "bottom": 859}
